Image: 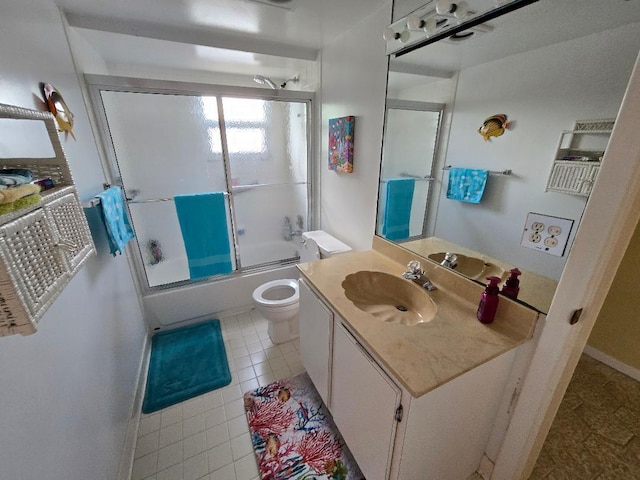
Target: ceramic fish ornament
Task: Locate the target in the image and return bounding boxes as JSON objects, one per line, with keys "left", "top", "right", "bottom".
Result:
{"left": 40, "top": 82, "right": 76, "bottom": 140}
{"left": 478, "top": 114, "right": 510, "bottom": 141}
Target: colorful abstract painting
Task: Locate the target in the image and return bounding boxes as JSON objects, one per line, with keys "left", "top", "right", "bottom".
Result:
{"left": 328, "top": 116, "right": 355, "bottom": 173}
{"left": 244, "top": 372, "right": 363, "bottom": 480}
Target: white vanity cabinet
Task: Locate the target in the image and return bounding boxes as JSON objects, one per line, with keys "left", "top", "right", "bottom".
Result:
{"left": 298, "top": 276, "right": 527, "bottom": 480}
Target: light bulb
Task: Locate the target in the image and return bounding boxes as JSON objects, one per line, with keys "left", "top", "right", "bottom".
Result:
{"left": 424, "top": 17, "right": 438, "bottom": 36}
{"left": 436, "top": 0, "right": 453, "bottom": 15}
{"left": 453, "top": 0, "right": 469, "bottom": 18}
{"left": 406, "top": 14, "right": 424, "bottom": 30}
{"left": 399, "top": 30, "right": 411, "bottom": 44}
{"left": 383, "top": 27, "right": 398, "bottom": 41}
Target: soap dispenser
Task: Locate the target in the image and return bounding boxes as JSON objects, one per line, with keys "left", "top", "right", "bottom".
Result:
{"left": 477, "top": 276, "right": 501, "bottom": 324}
{"left": 502, "top": 268, "right": 522, "bottom": 299}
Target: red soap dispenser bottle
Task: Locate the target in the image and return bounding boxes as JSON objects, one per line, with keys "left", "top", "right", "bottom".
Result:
{"left": 501, "top": 268, "right": 522, "bottom": 299}
{"left": 477, "top": 276, "right": 501, "bottom": 324}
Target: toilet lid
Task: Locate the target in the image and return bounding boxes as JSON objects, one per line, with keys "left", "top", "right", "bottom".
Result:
{"left": 252, "top": 279, "right": 299, "bottom": 307}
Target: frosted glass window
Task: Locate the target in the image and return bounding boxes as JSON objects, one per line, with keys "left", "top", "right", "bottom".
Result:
{"left": 224, "top": 99, "right": 308, "bottom": 186}
{"left": 208, "top": 127, "right": 266, "bottom": 154}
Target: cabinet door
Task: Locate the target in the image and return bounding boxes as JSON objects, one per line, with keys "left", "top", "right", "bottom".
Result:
{"left": 331, "top": 321, "right": 401, "bottom": 480}
{"left": 43, "top": 192, "right": 95, "bottom": 274}
{"left": 0, "top": 208, "right": 70, "bottom": 321}
{"left": 299, "top": 278, "right": 333, "bottom": 406}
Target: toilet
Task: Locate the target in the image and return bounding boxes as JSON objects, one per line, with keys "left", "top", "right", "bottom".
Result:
{"left": 252, "top": 231, "right": 352, "bottom": 344}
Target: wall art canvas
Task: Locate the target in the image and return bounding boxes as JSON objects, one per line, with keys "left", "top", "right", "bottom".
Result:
{"left": 328, "top": 116, "right": 355, "bottom": 173}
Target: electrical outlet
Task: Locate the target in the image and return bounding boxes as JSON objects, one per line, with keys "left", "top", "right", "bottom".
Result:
{"left": 521, "top": 212, "right": 574, "bottom": 256}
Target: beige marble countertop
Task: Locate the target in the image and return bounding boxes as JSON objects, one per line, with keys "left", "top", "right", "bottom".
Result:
{"left": 296, "top": 238, "right": 539, "bottom": 398}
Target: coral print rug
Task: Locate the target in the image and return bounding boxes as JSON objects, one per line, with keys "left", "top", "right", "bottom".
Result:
{"left": 244, "top": 372, "right": 363, "bottom": 480}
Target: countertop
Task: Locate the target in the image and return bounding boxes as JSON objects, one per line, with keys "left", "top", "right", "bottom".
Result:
{"left": 296, "top": 238, "right": 539, "bottom": 398}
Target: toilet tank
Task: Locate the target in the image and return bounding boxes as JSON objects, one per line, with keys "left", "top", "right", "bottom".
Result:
{"left": 300, "top": 230, "right": 352, "bottom": 262}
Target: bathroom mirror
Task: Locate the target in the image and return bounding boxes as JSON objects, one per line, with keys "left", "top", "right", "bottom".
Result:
{"left": 377, "top": 0, "right": 640, "bottom": 312}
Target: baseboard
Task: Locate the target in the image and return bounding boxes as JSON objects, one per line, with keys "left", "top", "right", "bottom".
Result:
{"left": 583, "top": 345, "right": 640, "bottom": 382}
{"left": 118, "top": 333, "right": 152, "bottom": 480}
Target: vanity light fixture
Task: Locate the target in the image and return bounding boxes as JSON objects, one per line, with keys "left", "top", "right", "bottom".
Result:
{"left": 406, "top": 15, "right": 440, "bottom": 36}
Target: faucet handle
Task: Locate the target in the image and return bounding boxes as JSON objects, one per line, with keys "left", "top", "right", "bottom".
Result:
{"left": 407, "top": 260, "right": 422, "bottom": 274}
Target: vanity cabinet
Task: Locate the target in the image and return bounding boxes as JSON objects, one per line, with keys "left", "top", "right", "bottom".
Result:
{"left": 299, "top": 276, "right": 526, "bottom": 480}
{"left": 546, "top": 118, "right": 614, "bottom": 197}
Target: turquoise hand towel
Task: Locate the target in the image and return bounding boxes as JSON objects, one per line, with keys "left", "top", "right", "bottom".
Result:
{"left": 446, "top": 168, "right": 489, "bottom": 204}
{"left": 382, "top": 178, "right": 415, "bottom": 241}
{"left": 96, "top": 186, "right": 135, "bottom": 256}
{"left": 174, "top": 192, "right": 232, "bottom": 280}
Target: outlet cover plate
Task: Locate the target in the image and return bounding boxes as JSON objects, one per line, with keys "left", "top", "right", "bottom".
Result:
{"left": 520, "top": 212, "right": 574, "bottom": 256}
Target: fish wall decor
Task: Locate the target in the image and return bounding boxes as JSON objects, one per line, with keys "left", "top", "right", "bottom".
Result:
{"left": 40, "top": 82, "right": 76, "bottom": 140}
{"left": 478, "top": 114, "right": 511, "bottom": 142}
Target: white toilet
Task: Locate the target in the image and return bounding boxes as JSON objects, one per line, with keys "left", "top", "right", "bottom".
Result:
{"left": 252, "top": 231, "right": 351, "bottom": 344}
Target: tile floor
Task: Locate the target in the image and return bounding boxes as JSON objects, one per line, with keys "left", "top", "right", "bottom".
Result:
{"left": 530, "top": 354, "right": 640, "bottom": 479}
{"left": 131, "top": 310, "right": 305, "bottom": 480}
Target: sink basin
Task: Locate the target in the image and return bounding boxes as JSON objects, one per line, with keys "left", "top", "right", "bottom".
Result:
{"left": 428, "top": 252, "right": 505, "bottom": 281}
{"left": 341, "top": 271, "right": 437, "bottom": 326}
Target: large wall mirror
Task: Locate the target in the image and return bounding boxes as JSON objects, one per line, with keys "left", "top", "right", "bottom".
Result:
{"left": 377, "top": 0, "right": 640, "bottom": 313}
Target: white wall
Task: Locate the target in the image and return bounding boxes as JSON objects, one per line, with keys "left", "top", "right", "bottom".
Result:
{"left": 319, "top": 2, "right": 392, "bottom": 251}
{"left": 0, "top": 2, "right": 147, "bottom": 479}
{"left": 434, "top": 23, "right": 640, "bottom": 279}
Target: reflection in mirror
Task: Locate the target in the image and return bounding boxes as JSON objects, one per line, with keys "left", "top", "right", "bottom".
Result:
{"left": 377, "top": 0, "right": 640, "bottom": 313}
{"left": 0, "top": 119, "right": 55, "bottom": 158}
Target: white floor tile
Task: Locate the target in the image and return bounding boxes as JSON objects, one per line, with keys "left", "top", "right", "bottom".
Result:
{"left": 206, "top": 423, "right": 230, "bottom": 449}
{"left": 156, "top": 463, "right": 183, "bottom": 480}
{"left": 224, "top": 398, "right": 245, "bottom": 419}
{"left": 133, "top": 310, "right": 307, "bottom": 480}
{"left": 183, "top": 431, "right": 208, "bottom": 460}
{"left": 210, "top": 462, "right": 236, "bottom": 480}
{"left": 227, "top": 415, "right": 249, "bottom": 440}
{"left": 230, "top": 433, "right": 253, "bottom": 461}
{"left": 159, "top": 422, "right": 183, "bottom": 449}
{"left": 234, "top": 454, "right": 259, "bottom": 480}
{"left": 157, "top": 442, "right": 183, "bottom": 472}
{"left": 183, "top": 451, "right": 209, "bottom": 480}
{"left": 207, "top": 442, "right": 234, "bottom": 472}
{"left": 135, "top": 431, "right": 160, "bottom": 459}
{"left": 132, "top": 452, "right": 158, "bottom": 480}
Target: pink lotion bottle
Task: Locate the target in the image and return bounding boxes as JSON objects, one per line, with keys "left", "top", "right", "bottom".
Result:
{"left": 501, "top": 268, "right": 522, "bottom": 299}
{"left": 477, "top": 276, "right": 501, "bottom": 324}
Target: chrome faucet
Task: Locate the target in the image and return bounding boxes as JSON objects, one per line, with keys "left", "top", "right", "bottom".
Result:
{"left": 440, "top": 252, "right": 458, "bottom": 270}
{"left": 402, "top": 260, "right": 437, "bottom": 291}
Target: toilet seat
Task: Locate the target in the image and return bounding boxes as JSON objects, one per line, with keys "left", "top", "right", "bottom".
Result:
{"left": 252, "top": 279, "right": 299, "bottom": 308}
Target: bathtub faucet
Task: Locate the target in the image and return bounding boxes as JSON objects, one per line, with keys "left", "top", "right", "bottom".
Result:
{"left": 283, "top": 216, "right": 303, "bottom": 241}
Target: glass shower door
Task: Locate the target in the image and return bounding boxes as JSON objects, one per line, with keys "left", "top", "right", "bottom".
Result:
{"left": 100, "top": 91, "right": 233, "bottom": 287}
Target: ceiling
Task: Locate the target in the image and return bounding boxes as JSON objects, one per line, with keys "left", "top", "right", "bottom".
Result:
{"left": 60, "top": 0, "right": 390, "bottom": 83}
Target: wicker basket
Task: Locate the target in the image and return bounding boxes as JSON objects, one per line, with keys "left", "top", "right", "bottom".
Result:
{"left": 0, "top": 103, "right": 95, "bottom": 336}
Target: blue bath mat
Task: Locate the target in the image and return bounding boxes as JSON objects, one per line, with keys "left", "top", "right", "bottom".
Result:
{"left": 142, "top": 320, "right": 231, "bottom": 413}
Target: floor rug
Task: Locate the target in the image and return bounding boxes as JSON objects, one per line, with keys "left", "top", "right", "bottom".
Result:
{"left": 142, "top": 320, "right": 231, "bottom": 414}
{"left": 244, "top": 372, "right": 364, "bottom": 480}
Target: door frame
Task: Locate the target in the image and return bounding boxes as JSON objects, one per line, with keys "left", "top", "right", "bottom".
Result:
{"left": 492, "top": 52, "right": 640, "bottom": 479}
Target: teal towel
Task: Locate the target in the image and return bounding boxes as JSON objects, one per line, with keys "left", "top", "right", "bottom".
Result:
{"left": 446, "top": 168, "right": 489, "bottom": 204}
{"left": 96, "top": 186, "right": 135, "bottom": 256}
{"left": 382, "top": 178, "right": 415, "bottom": 241}
{"left": 174, "top": 192, "right": 232, "bottom": 280}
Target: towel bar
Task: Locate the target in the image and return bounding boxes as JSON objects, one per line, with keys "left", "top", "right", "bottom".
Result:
{"left": 443, "top": 165, "right": 512, "bottom": 176}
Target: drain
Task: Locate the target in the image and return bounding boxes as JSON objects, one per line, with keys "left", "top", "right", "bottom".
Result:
{"left": 396, "top": 305, "right": 408, "bottom": 312}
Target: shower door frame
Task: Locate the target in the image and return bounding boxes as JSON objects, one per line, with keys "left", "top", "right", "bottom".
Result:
{"left": 85, "top": 74, "right": 316, "bottom": 294}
